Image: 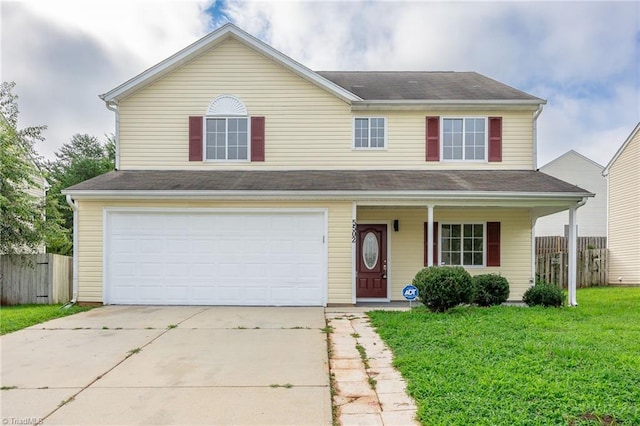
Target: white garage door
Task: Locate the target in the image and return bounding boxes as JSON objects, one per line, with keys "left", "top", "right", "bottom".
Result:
{"left": 105, "top": 210, "right": 326, "bottom": 306}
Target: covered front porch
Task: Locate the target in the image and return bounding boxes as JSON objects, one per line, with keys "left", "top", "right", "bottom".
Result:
{"left": 351, "top": 197, "right": 588, "bottom": 305}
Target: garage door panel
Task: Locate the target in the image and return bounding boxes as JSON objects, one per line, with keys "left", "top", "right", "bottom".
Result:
{"left": 166, "top": 238, "right": 190, "bottom": 253}
{"left": 138, "top": 215, "right": 164, "bottom": 232}
{"left": 106, "top": 211, "right": 325, "bottom": 306}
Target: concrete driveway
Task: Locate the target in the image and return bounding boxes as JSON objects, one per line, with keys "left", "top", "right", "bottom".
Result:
{"left": 0, "top": 306, "right": 331, "bottom": 425}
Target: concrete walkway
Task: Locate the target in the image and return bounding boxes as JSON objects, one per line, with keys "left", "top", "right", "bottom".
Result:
{"left": 1, "top": 306, "right": 331, "bottom": 425}
{"left": 326, "top": 307, "right": 420, "bottom": 426}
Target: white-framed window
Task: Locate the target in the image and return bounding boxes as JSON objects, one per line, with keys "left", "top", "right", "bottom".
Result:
{"left": 442, "top": 117, "right": 486, "bottom": 161}
{"left": 205, "top": 117, "right": 249, "bottom": 160}
{"left": 205, "top": 95, "right": 250, "bottom": 161}
{"left": 440, "top": 223, "right": 485, "bottom": 266}
{"left": 353, "top": 117, "right": 386, "bottom": 149}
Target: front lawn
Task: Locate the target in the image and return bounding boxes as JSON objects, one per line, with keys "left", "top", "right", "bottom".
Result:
{"left": 0, "top": 304, "right": 93, "bottom": 335}
{"left": 369, "top": 287, "right": 640, "bottom": 425}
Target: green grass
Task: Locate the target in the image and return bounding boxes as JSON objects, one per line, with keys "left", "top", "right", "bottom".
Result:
{"left": 0, "top": 304, "right": 93, "bottom": 335}
{"left": 368, "top": 287, "right": 640, "bottom": 425}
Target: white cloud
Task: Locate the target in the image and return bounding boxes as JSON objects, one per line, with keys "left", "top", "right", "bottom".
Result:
{"left": 224, "top": 0, "right": 640, "bottom": 165}
{"left": 2, "top": 0, "right": 213, "bottom": 159}
{"left": 1, "top": 0, "right": 638, "bottom": 166}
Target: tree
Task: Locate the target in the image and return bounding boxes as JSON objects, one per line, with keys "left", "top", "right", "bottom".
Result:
{"left": 0, "top": 81, "right": 55, "bottom": 254}
{"left": 44, "top": 133, "right": 115, "bottom": 254}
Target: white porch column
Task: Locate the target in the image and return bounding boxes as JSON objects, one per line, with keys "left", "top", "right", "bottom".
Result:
{"left": 568, "top": 206, "right": 578, "bottom": 306}
{"left": 531, "top": 216, "right": 537, "bottom": 288}
{"left": 427, "top": 205, "right": 434, "bottom": 267}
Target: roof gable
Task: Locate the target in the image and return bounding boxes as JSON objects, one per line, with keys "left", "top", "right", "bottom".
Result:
{"left": 100, "top": 23, "right": 545, "bottom": 108}
{"left": 540, "top": 150, "right": 604, "bottom": 171}
{"left": 100, "top": 23, "right": 360, "bottom": 103}
{"left": 603, "top": 122, "right": 640, "bottom": 175}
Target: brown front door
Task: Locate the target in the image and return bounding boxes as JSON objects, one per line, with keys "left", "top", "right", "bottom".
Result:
{"left": 356, "top": 224, "right": 387, "bottom": 298}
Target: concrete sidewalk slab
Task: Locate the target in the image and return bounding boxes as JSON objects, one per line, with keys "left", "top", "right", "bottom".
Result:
{"left": 96, "top": 328, "right": 328, "bottom": 387}
{"left": 326, "top": 311, "right": 420, "bottom": 426}
{"left": 179, "top": 306, "right": 326, "bottom": 329}
{"left": 26, "top": 306, "right": 207, "bottom": 330}
{"left": 44, "top": 386, "right": 331, "bottom": 425}
{"left": 0, "top": 329, "right": 163, "bottom": 388}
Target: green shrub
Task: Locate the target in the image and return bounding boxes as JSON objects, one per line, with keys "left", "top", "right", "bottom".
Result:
{"left": 473, "top": 274, "right": 510, "bottom": 307}
{"left": 413, "top": 266, "right": 475, "bottom": 312}
{"left": 522, "top": 282, "right": 564, "bottom": 307}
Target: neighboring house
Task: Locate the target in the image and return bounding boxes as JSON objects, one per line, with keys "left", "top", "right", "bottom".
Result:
{"left": 535, "top": 150, "right": 606, "bottom": 237}
{"left": 63, "top": 24, "right": 591, "bottom": 306}
{"left": 603, "top": 122, "right": 640, "bottom": 286}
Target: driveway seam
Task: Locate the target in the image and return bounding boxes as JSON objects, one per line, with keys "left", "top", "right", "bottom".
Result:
{"left": 36, "top": 307, "right": 208, "bottom": 425}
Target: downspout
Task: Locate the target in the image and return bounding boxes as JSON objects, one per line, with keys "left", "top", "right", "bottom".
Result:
{"left": 533, "top": 104, "right": 544, "bottom": 170}
{"left": 66, "top": 194, "right": 79, "bottom": 303}
{"left": 106, "top": 101, "right": 120, "bottom": 170}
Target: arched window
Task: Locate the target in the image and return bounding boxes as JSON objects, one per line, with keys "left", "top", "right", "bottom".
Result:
{"left": 205, "top": 95, "right": 249, "bottom": 161}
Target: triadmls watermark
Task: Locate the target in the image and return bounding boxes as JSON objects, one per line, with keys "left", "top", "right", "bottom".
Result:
{"left": 2, "top": 418, "right": 43, "bottom": 425}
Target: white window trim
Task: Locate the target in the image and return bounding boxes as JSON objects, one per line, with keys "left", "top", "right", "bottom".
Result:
{"left": 439, "top": 222, "right": 486, "bottom": 268}
{"left": 203, "top": 116, "right": 252, "bottom": 163}
{"left": 352, "top": 117, "right": 387, "bottom": 150}
{"left": 440, "top": 117, "right": 488, "bottom": 162}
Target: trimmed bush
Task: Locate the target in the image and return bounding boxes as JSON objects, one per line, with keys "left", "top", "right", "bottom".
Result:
{"left": 522, "top": 282, "right": 564, "bottom": 307}
{"left": 413, "top": 266, "right": 475, "bottom": 312}
{"left": 473, "top": 274, "right": 510, "bottom": 307}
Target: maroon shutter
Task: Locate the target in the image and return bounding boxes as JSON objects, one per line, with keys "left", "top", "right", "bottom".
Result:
{"left": 486, "top": 222, "right": 501, "bottom": 266}
{"left": 188, "top": 116, "right": 203, "bottom": 161}
{"left": 426, "top": 116, "right": 440, "bottom": 161}
{"left": 488, "top": 117, "right": 502, "bottom": 162}
{"left": 251, "top": 116, "right": 265, "bottom": 162}
{"left": 424, "top": 222, "right": 439, "bottom": 266}
{"left": 433, "top": 222, "right": 439, "bottom": 265}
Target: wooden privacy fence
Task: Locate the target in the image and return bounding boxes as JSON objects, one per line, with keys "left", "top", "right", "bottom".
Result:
{"left": 0, "top": 254, "right": 73, "bottom": 305}
{"left": 536, "top": 249, "right": 608, "bottom": 288}
{"left": 536, "top": 236, "right": 607, "bottom": 254}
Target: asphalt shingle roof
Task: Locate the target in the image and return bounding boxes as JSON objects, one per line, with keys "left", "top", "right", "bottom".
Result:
{"left": 316, "top": 71, "right": 542, "bottom": 102}
{"left": 65, "top": 170, "right": 589, "bottom": 195}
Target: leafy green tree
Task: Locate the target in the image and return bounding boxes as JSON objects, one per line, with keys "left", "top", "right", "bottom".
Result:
{"left": 0, "top": 82, "right": 54, "bottom": 254}
{"left": 44, "top": 133, "right": 115, "bottom": 254}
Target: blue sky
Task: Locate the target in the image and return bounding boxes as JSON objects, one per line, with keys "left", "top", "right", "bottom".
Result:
{"left": 2, "top": 0, "right": 639, "bottom": 166}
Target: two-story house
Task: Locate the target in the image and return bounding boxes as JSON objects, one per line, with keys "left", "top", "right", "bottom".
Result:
{"left": 64, "top": 24, "right": 591, "bottom": 306}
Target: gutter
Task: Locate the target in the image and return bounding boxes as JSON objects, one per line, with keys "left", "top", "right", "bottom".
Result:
{"left": 66, "top": 195, "right": 79, "bottom": 303}
{"left": 352, "top": 99, "right": 545, "bottom": 111}
{"left": 62, "top": 189, "right": 594, "bottom": 201}
{"left": 532, "top": 103, "right": 544, "bottom": 170}
{"left": 105, "top": 101, "right": 120, "bottom": 170}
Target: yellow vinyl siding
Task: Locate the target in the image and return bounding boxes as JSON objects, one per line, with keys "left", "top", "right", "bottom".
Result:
{"left": 76, "top": 200, "right": 353, "bottom": 304}
{"left": 118, "top": 38, "right": 535, "bottom": 171}
{"left": 357, "top": 207, "right": 533, "bottom": 301}
{"left": 608, "top": 130, "right": 640, "bottom": 285}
